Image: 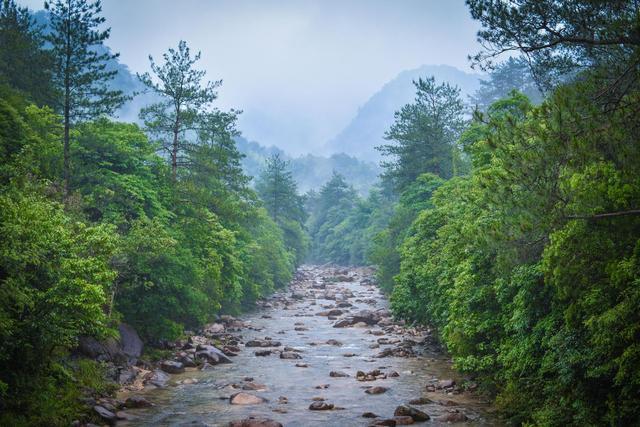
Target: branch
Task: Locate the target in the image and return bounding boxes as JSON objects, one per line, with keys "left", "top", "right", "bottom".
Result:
{"left": 567, "top": 209, "right": 640, "bottom": 220}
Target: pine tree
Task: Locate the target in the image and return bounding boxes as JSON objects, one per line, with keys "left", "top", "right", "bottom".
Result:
{"left": 377, "top": 77, "right": 464, "bottom": 192}
{"left": 0, "top": 0, "right": 55, "bottom": 106}
{"left": 256, "top": 153, "right": 305, "bottom": 225}
{"left": 138, "top": 40, "right": 220, "bottom": 181}
{"left": 45, "top": 0, "right": 128, "bottom": 195}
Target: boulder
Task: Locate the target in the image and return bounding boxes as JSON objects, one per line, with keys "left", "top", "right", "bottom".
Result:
{"left": 196, "top": 344, "right": 232, "bottom": 364}
{"left": 93, "top": 405, "right": 117, "bottom": 424}
{"left": 245, "top": 339, "right": 282, "bottom": 348}
{"left": 407, "top": 397, "right": 432, "bottom": 405}
{"left": 329, "top": 371, "right": 349, "bottom": 377}
{"left": 118, "top": 323, "right": 143, "bottom": 362}
{"left": 280, "top": 351, "right": 302, "bottom": 360}
{"left": 124, "top": 396, "right": 153, "bottom": 408}
{"left": 230, "top": 392, "right": 267, "bottom": 405}
{"left": 309, "top": 401, "right": 334, "bottom": 410}
{"left": 393, "top": 405, "right": 430, "bottom": 422}
{"left": 146, "top": 369, "right": 170, "bottom": 387}
{"left": 365, "top": 386, "right": 388, "bottom": 395}
{"left": 393, "top": 415, "right": 415, "bottom": 425}
{"left": 160, "top": 360, "right": 185, "bottom": 374}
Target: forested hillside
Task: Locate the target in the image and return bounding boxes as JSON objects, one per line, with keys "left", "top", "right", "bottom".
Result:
{"left": 0, "top": 1, "right": 306, "bottom": 423}
{"left": 307, "top": 1, "right": 640, "bottom": 424}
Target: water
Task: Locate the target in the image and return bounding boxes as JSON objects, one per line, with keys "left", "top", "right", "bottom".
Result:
{"left": 119, "top": 266, "right": 497, "bottom": 426}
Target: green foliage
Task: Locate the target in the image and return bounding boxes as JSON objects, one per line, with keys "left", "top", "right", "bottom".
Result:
{"left": 377, "top": 76, "right": 465, "bottom": 192}
{"left": 0, "top": 0, "right": 55, "bottom": 106}
{"left": 0, "top": 188, "right": 116, "bottom": 423}
{"left": 138, "top": 40, "right": 221, "bottom": 179}
{"left": 45, "top": 0, "right": 128, "bottom": 192}
{"left": 390, "top": 85, "right": 640, "bottom": 424}
{"left": 256, "top": 154, "right": 309, "bottom": 264}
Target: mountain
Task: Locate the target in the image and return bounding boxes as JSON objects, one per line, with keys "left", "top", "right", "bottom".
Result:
{"left": 325, "top": 64, "right": 483, "bottom": 162}
{"left": 236, "top": 136, "right": 380, "bottom": 195}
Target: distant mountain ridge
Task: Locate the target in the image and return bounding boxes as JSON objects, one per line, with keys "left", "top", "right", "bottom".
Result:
{"left": 325, "top": 64, "right": 483, "bottom": 162}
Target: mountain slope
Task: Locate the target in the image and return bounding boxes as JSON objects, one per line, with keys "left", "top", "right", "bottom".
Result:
{"left": 325, "top": 64, "right": 482, "bottom": 162}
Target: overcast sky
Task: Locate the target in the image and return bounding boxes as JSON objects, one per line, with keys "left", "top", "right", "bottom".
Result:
{"left": 24, "top": 0, "right": 481, "bottom": 155}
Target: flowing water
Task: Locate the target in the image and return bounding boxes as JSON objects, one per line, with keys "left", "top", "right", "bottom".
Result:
{"left": 119, "top": 266, "right": 497, "bottom": 426}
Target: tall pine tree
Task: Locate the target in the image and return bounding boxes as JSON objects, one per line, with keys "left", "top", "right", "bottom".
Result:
{"left": 377, "top": 77, "right": 464, "bottom": 192}
{"left": 138, "top": 40, "right": 220, "bottom": 181}
{"left": 45, "top": 0, "right": 127, "bottom": 194}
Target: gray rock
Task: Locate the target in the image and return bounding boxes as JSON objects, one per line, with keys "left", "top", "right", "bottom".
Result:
{"left": 93, "top": 405, "right": 117, "bottom": 424}
{"left": 160, "top": 360, "right": 185, "bottom": 374}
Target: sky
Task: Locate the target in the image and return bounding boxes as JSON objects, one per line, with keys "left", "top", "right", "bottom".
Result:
{"left": 23, "top": 0, "right": 482, "bottom": 155}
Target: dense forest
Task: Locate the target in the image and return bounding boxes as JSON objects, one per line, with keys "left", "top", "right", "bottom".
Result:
{"left": 306, "top": 1, "right": 640, "bottom": 425}
{"left": 1, "top": 0, "right": 639, "bottom": 426}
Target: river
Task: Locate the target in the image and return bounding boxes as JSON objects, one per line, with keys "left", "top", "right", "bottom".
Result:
{"left": 118, "top": 265, "right": 497, "bottom": 426}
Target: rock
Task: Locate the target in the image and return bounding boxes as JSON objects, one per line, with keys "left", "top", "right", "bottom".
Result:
{"left": 362, "top": 412, "right": 379, "bottom": 418}
{"left": 329, "top": 370, "right": 349, "bottom": 377}
{"left": 93, "top": 405, "right": 117, "bottom": 424}
{"left": 437, "top": 412, "right": 468, "bottom": 422}
{"left": 318, "top": 309, "right": 343, "bottom": 316}
{"left": 389, "top": 371, "right": 400, "bottom": 377}
{"left": 242, "top": 382, "right": 267, "bottom": 391}
{"left": 117, "top": 366, "right": 138, "bottom": 384}
{"left": 280, "top": 351, "right": 302, "bottom": 359}
{"left": 124, "top": 396, "right": 153, "bottom": 408}
{"left": 333, "top": 319, "right": 353, "bottom": 328}
{"left": 245, "top": 339, "right": 282, "bottom": 348}
{"left": 408, "top": 397, "right": 432, "bottom": 405}
{"left": 160, "top": 360, "right": 185, "bottom": 374}
{"left": 369, "top": 419, "right": 397, "bottom": 426}
{"left": 228, "top": 417, "right": 283, "bottom": 427}
{"left": 196, "top": 344, "right": 233, "bottom": 364}
{"left": 255, "top": 350, "right": 272, "bottom": 356}
{"left": 437, "top": 379, "right": 456, "bottom": 389}
{"left": 118, "top": 323, "right": 143, "bottom": 361}
{"left": 343, "top": 352, "right": 357, "bottom": 357}
{"left": 365, "top": 386, "right": 388, "bottom": 394}
{"left": 295, "top": 363, "right": 309, "bottom": 367}
{"left": 326, "top": 339, "right": 343, "bottom": 346}
{"left": 309, "top": 401, "right": 334, "bottom": 410}
{"left": 393, "top": 405, "right": 430, "bottom": 422}
{"left": 147, "top": 369, "right": 170, "bottom": 387}
{"left": 205, "top": 322, "right": 225, "bottom": 334}
{"left": 393, "top": 415, "right": 415, "bottom": 425}
{"left": 230, "top": 392, "right": 267, "bottom": 405}
{"left": 178, "top": 354, "right": 198, "bottom": 367}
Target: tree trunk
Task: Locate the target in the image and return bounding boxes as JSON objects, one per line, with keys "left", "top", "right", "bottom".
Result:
{"left": 63, "top": 82, "right": 70, "bottom": 197}
{"left": 172, "top": 118, "right": 180, "bottom": 181}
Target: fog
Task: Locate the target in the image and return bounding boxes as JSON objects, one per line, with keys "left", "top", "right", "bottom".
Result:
{"left": 23, "top": 0, "right": 481, "bottom": 155}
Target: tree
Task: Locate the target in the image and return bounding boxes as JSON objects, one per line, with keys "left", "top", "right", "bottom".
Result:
{"left": 470, "top": 56, "right": 542, "bottom": 110}
{"left": 256, "top": 153, "right": 305, "bottom": 225}
{"left": 467, "top": 0, "right": 640, "bottom": 96}
{"left": 45, "top": 0, "right": 128, "bottom": 194}
{"left": 256, "top": 153, "right": 308, "bottom": 263}
{"left": 377, "top": 77, "right": 465, "bottom": 192}
{"left": 138, "top": 40, "right": 220, "bottom": 180}
{"left": 0, "top": 0, "right": 55, "bottom": 106}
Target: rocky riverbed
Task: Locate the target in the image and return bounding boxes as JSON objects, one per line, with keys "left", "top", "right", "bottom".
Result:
{"left": 112, "top": 266, "right": 498, "bottom": 426}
